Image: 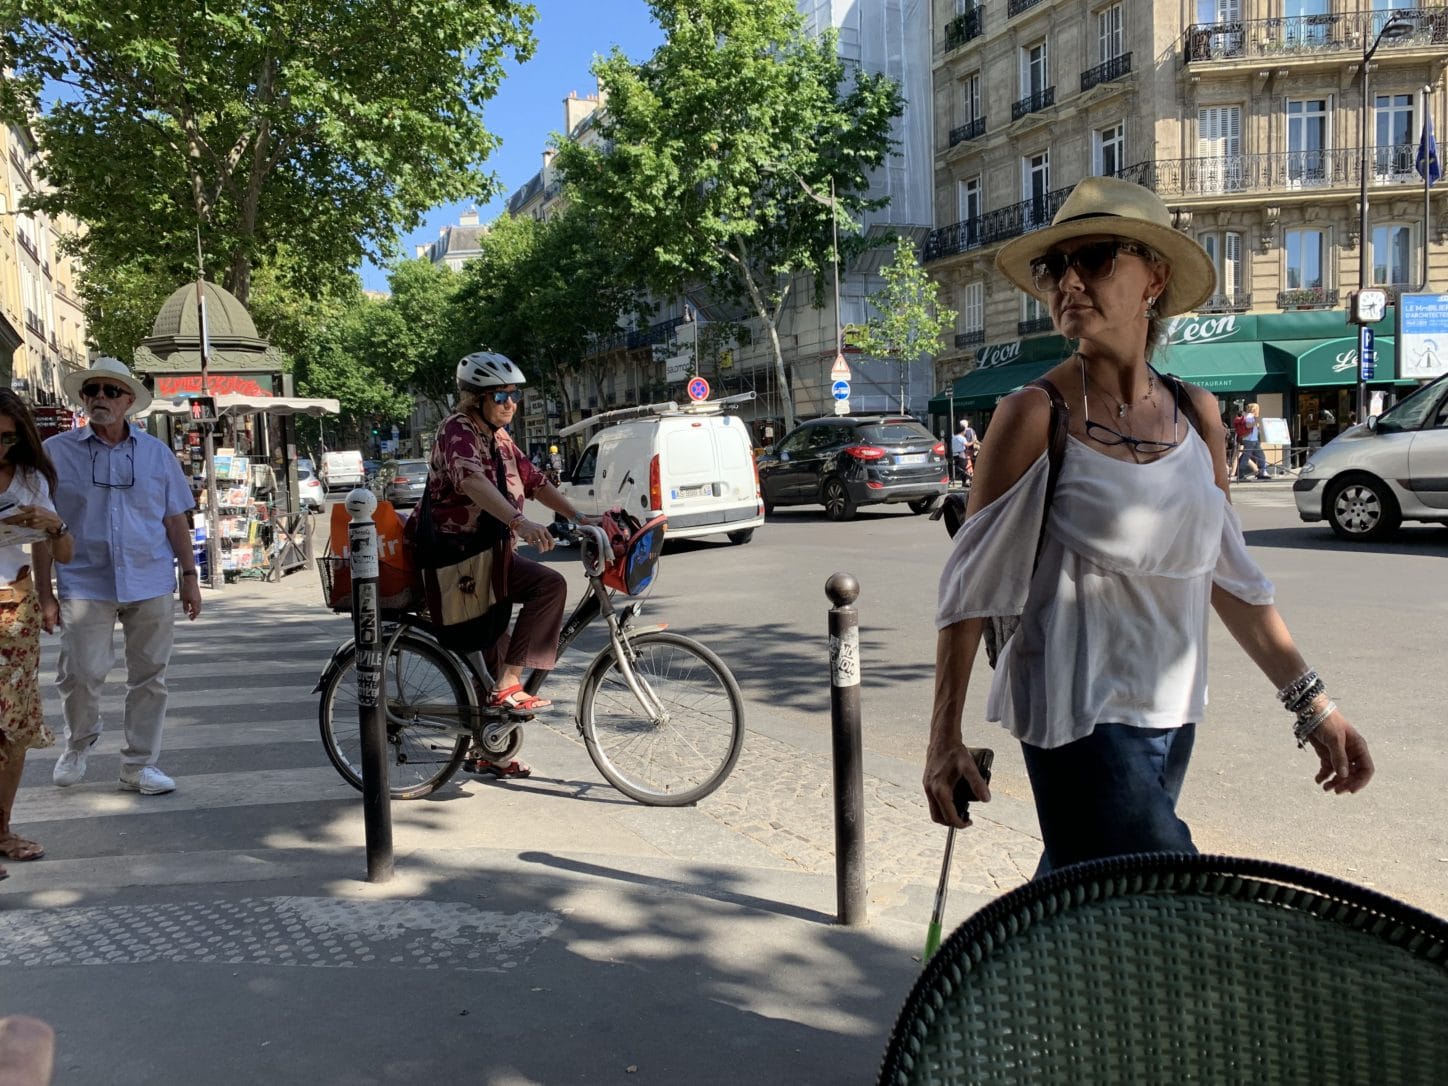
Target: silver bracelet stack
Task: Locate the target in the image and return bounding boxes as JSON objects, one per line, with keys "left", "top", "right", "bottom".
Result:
{"left": 1277, "top": 668, "right": 1335, "bottom": 748}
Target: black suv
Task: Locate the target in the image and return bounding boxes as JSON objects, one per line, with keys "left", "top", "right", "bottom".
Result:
{"left": 757, "top": 416, "right": 949, "bottom": 520}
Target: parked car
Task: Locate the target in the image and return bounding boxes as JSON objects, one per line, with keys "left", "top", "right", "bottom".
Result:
{"left": 1293, "top": 372, "right": 1448, "bottom": 540}
{"left": 319, "top": 450, "right": 366, "bottom": 492}
{"left": 756, "top": 415, "right": 948, "bottom": 521}
{"left": 384, "top": 459, "right": 430, "bottom": 508}
{"left": 297, "top": 466, "right": 325, "bottom": 512}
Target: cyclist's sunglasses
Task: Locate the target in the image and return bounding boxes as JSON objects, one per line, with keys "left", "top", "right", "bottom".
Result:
{"left": 490, "top": 389, "right": 523, "bottom": 405}
{"left": 80, "top": 382, "right": 131, "bottom": 400}
{"left": 1030, "top": 240, "right": 1156, "bottom": 293}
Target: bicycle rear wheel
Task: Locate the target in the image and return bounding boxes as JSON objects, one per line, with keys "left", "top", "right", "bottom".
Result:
{"left": 579, "top": 631, "right": 745, "bottom": 806}
{"left": 318, "top": 633, "right": 471, "bottom": 799}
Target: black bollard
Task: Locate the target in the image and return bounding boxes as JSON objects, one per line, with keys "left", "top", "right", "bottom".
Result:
{"left": 347, "top": 489, "right": 394, "bottom": 883}
{"left": 826, "top": 572, "right": 866, "bottom": 926}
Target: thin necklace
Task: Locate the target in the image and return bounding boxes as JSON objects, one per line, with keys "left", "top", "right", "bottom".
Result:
{"left": 1079, "top": 352, "right": 1155, "bottom": 417}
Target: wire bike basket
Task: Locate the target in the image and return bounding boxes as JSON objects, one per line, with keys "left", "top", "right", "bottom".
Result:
{"left": 317, "top": 555, "right": 424, "bottom": 614}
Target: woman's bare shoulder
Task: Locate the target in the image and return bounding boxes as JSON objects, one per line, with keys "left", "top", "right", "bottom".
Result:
{"left": 968, "top": 386, "right": 1056, "bottom": 511}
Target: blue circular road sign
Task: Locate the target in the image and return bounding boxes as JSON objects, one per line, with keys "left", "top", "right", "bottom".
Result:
{"left": 831, "top": 379, "right": 851, "bottom": 401}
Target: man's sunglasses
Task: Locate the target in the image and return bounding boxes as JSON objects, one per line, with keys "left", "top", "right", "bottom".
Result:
{"left": 1030, "top": 240, "right": 1156, "bottom": 293}
{"left": 489, "top": 390, "right": 523, "bottom": 405}
{"left": 80, "top": 382, "right": 131, "bottom": 400}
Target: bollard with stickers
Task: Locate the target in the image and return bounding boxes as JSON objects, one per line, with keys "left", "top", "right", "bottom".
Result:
{"left": 826, "top": 572, "right": 866, "bottom": 926}
{"left": 346, "top": 488, "right": 393, "bottom": 883}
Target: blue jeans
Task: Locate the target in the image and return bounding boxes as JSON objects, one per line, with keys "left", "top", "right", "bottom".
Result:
{"left": 1236, "top": 440, "right": 1267, "bottom": 479}
{"left": 1021, "top": 723, "right": 1197, "bottom": 877}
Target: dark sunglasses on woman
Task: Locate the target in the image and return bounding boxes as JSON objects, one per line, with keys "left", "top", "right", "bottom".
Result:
{"left": 490, "top": 390, "right": 523, "bottom": 405}
{"left": 1030, "top": 239, "right": 1156, "bottom": 293}
{"left": 0, "top": 433, "right": 18, "bottom": 447}
{"left": 80, "top": 382, "right": 130, "bottom": 400}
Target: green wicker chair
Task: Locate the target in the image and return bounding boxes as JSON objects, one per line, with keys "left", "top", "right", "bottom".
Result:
{"left": 879, "top": 853, "right": 1448, "bottom": 1085}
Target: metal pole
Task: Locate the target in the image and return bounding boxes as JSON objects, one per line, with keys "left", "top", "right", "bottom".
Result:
{"left": 347, "top": 487, "right": 393, "bottom": 883}
{"left": 1358, "top": 44, "right": 1373, "bottom": 423}
{"left": 194, "top": 267, "right": 224, "bottom": 592}
{"left": 826, "top": 571, "right": 866, "bottom": 927}
{"left": 1424, "top": 84, "right": 1434, "bottom": 291}
{"left": 830, "top": 177, "right": 843, "bottom": 364}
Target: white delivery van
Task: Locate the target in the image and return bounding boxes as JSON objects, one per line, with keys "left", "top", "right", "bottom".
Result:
{"left": 319, "top": 450, "right": 366, "bottom": 493}
{"left": 559, "top": 395, "right": 765, "bottom": 544}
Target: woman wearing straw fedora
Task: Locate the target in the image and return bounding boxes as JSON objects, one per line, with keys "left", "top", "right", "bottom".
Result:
{"left": 923, "top": 177, "right": 1374, "bottom": 874}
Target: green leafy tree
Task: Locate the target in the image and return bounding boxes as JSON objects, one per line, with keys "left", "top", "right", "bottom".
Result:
{"left": 0, "top": 0, "right": 535, "bottom": 305}
{"left": 853, "top": 235, "right": 957, "bottom": 412}
{"left": 556, "top": 0, "right": 903, "bottom": 429}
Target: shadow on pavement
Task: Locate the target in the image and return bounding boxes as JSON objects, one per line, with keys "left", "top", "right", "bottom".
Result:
{"left": 1243, "top": 525, "right": 1448, "bottom": 556}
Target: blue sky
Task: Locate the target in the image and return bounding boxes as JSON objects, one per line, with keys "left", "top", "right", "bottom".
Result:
{"left": 359, "top": 0, "right": 663, "bottom": 293}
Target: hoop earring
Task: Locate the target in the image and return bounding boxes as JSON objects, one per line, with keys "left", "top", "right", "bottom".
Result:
{"left": 1144, "top": 296, "right": 1158, "bottom": 319}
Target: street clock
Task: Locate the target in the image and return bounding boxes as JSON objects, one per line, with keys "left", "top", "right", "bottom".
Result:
{"left": 1349, "top": 289, "right": 1388, "bottom": 325}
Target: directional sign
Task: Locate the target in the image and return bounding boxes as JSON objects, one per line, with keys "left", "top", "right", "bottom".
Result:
{"left": 831, "top": 379, "right": 851, "bottom": 401}
{"left": 687, "top": 376, "right": 710, "bottom": 402}
{"left": 833, "top": 398, "right": 850, "bottom": 416}
{"left": 829, "top": 353, "right": 851, "bottom": 381}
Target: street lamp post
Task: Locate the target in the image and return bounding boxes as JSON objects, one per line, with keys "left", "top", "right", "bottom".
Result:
{"left": 1357, "top": 16, "right": 1416, "bottom": 419}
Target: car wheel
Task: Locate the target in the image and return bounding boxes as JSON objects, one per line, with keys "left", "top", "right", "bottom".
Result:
{"left": 822, "top": 478, "right": 856, "bottom": 522}
{"left": 908, "top": 496, "right": 938, "bottom": 515}
{"left": 1326, "top": 476, "right": 1401, "bottom": 541}
{"left": 726, "top": 528, "right": 754, "bottom": 545}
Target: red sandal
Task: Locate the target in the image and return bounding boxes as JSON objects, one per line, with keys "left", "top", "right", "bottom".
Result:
{"left": 465, "top": 757, "right": 533, "bottom": 779}
{"left": 487, "top": 684, "right": 552, "bottom": 717}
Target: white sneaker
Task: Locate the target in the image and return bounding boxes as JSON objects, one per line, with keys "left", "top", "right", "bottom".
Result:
{"left": 118, "top": 765, "right": 176, "bottom": 795}
{"left": 53, "top": 748, "right": 88, "bottom": 787}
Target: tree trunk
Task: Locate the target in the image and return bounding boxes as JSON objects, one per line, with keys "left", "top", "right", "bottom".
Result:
{"left": 732, "top": 247, "right": 796, "bottom": 429}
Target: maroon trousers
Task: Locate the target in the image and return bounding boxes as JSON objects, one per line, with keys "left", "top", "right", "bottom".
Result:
{"left": 486, "top": 552, "right": 567, "bottom": 674}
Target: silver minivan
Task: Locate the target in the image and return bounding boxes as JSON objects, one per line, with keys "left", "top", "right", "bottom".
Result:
{"left": 1293, "top": 373, "right": 1448, "bottom": 540}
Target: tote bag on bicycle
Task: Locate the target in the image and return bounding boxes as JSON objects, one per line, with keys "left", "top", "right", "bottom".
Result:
{"left": 407, "top": 484, "right": 513, "bottom": 653}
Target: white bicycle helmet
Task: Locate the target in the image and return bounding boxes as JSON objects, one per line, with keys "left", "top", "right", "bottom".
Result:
{"left": 456, "top": 350, "right": 526, "bottom": 391}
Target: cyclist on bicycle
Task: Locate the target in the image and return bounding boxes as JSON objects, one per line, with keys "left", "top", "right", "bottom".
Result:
{"left": 425, "top": 350, "right": 597, "bottom": 777}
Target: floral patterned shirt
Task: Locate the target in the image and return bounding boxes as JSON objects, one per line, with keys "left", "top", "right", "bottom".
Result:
{"left": 427, "top": 411, "right": 544, "bottom": 537}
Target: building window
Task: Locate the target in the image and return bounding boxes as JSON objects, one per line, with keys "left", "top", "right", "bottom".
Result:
{"left": 963, "top": 282, "right": 984, "bottom": 334}
{"left": 1286, "top": 97, "right": 1330, "bottom": 186}
{"left": 1023, "top": 150, "right": 1051, "bottom": 228}
{"left": 1371, "top": 224, "right": 1415, "bottom": 287}
{"left": 1198, "top": 105, "right": 1242, "bottom": 193}
{"left": 1097, "top": 4, "right": 1124, "bottom": 62}
{"left": 1020, "top": 293, "right": 1051, "bottom": 334}
{"left": 1094, "top": 123, "right": 1126, "bottom": 177}
{"left": 1021, "top": 41, "right": 1048, "bottom": 99}
{"left": 1374, "top": 93, "right": 1415, "bottom": 179}
{"left": 1200, "top": 232, "right": 1245, "bottom": 305}
{"left": 1284, "top": 229, "right": 1327, "bottom": 290}
{"left": 963, "top": 72, "right": 981, "bottom": 125}
{"left": 957, "top": 176, "right": 981, "bottom": 223}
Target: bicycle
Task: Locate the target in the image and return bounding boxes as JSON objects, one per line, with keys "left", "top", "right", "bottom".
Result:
{"left": 313, "top": 520, "right": 746, "bottom": 806}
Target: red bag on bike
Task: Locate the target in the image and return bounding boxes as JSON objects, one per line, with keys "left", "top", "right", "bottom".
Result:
{"left": 599, "top": 509, "right": 667, "bottom": 595}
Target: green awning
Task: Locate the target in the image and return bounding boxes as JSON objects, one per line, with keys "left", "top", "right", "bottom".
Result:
{"left": 1274, "top": 336, "right": 1412, "bottom": 386}
{"left": 1154, "top": 341, "right": 1292, "bottom": 393}
{"left": 927, "top": 358, "right": 1058, "bottom": 415}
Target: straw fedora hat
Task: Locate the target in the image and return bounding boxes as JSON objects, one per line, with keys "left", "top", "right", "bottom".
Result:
{"left": 995, "top": 176, "right": 1216, "bottom": 317}
{"left": 61, "top": 356, "right": 153, "bottom": 416}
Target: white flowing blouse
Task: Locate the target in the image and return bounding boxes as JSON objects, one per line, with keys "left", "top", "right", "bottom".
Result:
{"left": 936, "top": 427, "right": 1274, "bottom": 749}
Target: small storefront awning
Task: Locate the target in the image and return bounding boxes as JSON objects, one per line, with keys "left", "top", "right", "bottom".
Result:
{"left": 1154, "top": 341, "right": 1293, "bottom": 393}
{"left": 927, "top": 358, "right": 1058, "bottom": 415}
{"left": 1273, "top": 336, "right": 1412, "bottom": 387}
{"left": 144, "top": 393, "right": 340, "bottom": 418}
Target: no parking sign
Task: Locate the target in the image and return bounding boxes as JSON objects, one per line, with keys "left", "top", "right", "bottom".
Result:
{"left": 687, "top": 377, "right": 710, "bottom": 402}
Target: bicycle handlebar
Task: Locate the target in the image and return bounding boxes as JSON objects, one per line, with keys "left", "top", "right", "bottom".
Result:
{"left": 549, "top": 520, "right": 612, "bottom": 579}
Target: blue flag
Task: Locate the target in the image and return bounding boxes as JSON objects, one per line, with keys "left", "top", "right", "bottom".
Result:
{"left": 1417, "top": 112, "right": 1441, "bottom": 186}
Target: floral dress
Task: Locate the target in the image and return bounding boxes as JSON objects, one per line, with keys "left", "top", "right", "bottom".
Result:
{"left": 0, "top": 471, "right": 56, "bottom": 766}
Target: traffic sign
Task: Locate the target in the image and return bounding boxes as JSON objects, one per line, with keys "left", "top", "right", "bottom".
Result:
{"left": 833, "top": 398, "right": 850, "bottom": 415}
{"left": 831, "top": 379, "right": 850, "bottom": 401}
{"left": 829, "top": 353, "right": 851, "bottom": 381}
{"left": 1361, "top": 327, "right": 1376, "bottom": 380}
{"left": 687, "top": 376, "right": 710, "bottom": 402}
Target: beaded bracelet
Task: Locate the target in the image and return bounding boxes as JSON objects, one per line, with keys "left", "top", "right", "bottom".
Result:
{"left": 1276, "top": 669, "right": 1320, "bottom": 706}
{"left": 1294, "top": 699, "right": 1337, "bottom": 748}
{"left": 1284, "top": 678, "right": 1326, "bottom": 716}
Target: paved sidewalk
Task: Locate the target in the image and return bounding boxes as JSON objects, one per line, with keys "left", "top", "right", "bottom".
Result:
{"left": 0, "top": 562, "right": 1041, "bottom": 1085}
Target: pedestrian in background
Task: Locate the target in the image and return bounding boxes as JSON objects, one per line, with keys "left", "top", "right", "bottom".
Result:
{"left": 1235, "top": 401, "right": 1270, "bottom": 481}
{"left": 951, "top": 418, "right": 977, "bottom": 483}
{"left": 33, "top": 358, "right": 201, "bottom": 796}
{"left": 924, "top": 177, "right": 1372, "bottom": 874}
{"left": 0, "top": 389, "right": 73, "bottom": 876}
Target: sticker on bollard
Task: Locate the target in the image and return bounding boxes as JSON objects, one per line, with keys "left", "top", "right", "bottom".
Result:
{"left": 354, "top": 594, "right": 382, "bottom": 707}
{"left": 830, "top": 626, "right": 860, "bottom": 687}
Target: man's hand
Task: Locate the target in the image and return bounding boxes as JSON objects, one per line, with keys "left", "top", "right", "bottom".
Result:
{"left": 38, "top": 595, "right": 60, "bottom": 634}
{"left": 1307, "top": 710, "right": 1373, "bottom": 794}
{"left": 179, "top": 578, "right": 203, "bottom": 621}
{"left": 922, "top": 738, "right": 992, "bottom": 830}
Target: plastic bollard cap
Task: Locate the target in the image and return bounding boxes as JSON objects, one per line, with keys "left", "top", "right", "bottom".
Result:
{"left": 345, "top": 488, "right": 378, "bottom": 521}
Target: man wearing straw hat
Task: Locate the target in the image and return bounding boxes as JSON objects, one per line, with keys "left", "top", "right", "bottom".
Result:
{"left": 32, "top": 357, "right": 199, "bottom": 795}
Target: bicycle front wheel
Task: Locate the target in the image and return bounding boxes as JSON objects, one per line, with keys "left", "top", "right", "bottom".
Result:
{"left": 318, "top": 633, "right": 471, "bottom": 799}
{"left": 579, "top": 631, "right": 745, "bottom": 806}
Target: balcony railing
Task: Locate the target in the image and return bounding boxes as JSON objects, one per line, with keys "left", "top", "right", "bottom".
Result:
{"left": 1011, "top": 86, "right": 1055, "bottom": 121}
{"left": 944, "top": 7, "right": 984, "bottom": 52}
{"left": 1136, "top": 145, "right": 1418, "bottom": 198}
{"left": 1007, "top": 0, "right": 1045, "bottom": 16}
{"left": 1184, "top": 9, "right": 1448, "bottom": 63}
{"left": 1018, "top": 316, "right": 1054, "bottom": 335}
{"left": 1081, "top": 53, "right": 1132, "bottom": 93}
{"left": 1198, "top": 293, "right": 1253, "bottom": 314}
{"left": 1277, "top": 287, "right": 1340, "bottom": 310}
{"left": 923, "top": 183, "right": 1075, "bottom": 263}
{"left": 949, "top": 117, "right": 986, "bottom": 147}
{"left": 955, "top": 329, "right": 985, "bottom": 350}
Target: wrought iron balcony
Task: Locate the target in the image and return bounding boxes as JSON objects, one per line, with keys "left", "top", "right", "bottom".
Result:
{"left": 1007, "top": 0, "right": 1045, "bottom": 16}
{"left": 944, "top": 7, "right": 984, "bottom": 52}
{"left": 1198, "top": 293, "right": 1253, "bottom": 314}
{"left": 1011, "top": 87, "right": 1055, "bottom": 122}
{"left": 955, "top": 329, "right": 985, "bottom": 350}
{"left": 1018, "top": 316, "right": 1055, "bottom": 336}
{"left": 949, "top": 117, "right": 986, "bottom": 147}
{"left": 1142, "top": 145, "right": 1418, "bottom": 198}
{"left": 1081, "top": 53, "right": 1132, "bottom": 93}
{"left": 1184, "top": 9, "right": 1448, "bottom": 63}
{"left": 1277, "top": 287, "right": 1340, "bottom": 310}
{"left": 923, "top": 184, "right": 1075, "bottom": 263}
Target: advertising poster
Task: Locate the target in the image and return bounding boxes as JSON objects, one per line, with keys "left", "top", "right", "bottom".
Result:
{"left": 1397, "top": 293, "right": 1448, "bottom": 380}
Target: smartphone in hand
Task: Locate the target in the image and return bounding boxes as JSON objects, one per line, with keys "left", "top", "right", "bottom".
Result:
{"left": 952, "top": 748, "right": 994, "bottom": 821}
